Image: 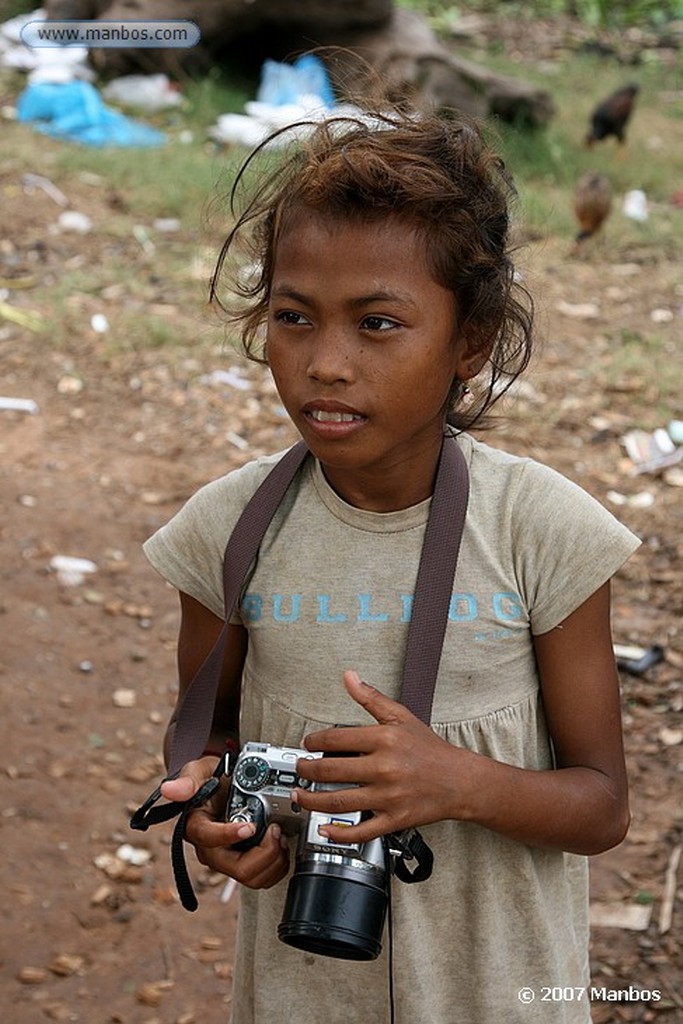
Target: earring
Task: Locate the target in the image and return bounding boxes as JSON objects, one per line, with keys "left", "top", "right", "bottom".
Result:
{"left": 458, "top": 381, "right": 473, "bottom": 407}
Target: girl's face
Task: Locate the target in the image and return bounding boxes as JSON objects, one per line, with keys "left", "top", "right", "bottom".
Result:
{"left": 266, "top": 211, "right": 482, "bottom": 511}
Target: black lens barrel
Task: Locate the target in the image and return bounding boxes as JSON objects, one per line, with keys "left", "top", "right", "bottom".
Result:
{"left": 278, "top": 866, "right": 388, "bottom": 961}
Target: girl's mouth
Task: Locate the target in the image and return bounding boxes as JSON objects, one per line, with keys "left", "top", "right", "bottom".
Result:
{"left": 309, "top": 409, "right": 364, "bottom": 423}
{"left": 303, "top": 405, "right": 367, "bottom": 437}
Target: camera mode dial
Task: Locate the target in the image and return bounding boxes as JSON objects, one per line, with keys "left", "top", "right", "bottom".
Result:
{"left": 234, "top": 756, "right": 270, "bottom": 791}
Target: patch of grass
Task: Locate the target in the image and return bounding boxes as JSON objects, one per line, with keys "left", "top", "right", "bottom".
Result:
{"left": 481, "top": 52, "right": 682, "bottom": 242}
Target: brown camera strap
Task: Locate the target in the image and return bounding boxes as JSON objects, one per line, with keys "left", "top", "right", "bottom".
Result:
{"left": 168, "top": 436, "right": 469, "bottom": 775}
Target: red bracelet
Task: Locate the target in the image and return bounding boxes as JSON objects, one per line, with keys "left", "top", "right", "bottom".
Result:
{"left": 202, "top": 735, "right": 240, "bottom": 759}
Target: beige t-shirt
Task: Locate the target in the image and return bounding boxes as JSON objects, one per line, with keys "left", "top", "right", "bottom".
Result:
{"left": 144, "top": 433, "right": 640, "bottom": 1024}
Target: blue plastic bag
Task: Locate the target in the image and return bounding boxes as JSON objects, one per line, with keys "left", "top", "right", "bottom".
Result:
{"left": 256, "top": 53, "right": 334, "bottom": 108}
{"left": 17, "top": 81, "right": 165, "bottom": 147}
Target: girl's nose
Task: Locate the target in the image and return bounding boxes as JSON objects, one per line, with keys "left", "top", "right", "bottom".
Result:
{"left": 306, "top": 330, "right": 354, "bottom": 384}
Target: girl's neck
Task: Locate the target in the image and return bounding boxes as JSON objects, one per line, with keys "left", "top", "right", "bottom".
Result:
{"left": 318, "top": 443, "right": 443, "bottom": 513}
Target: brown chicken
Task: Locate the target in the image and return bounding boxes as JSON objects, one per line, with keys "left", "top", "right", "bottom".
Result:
{"left": 573, "top": 172, "right": 612, "bottom": 243}
{"left": 585, "top": 84, "right": 639, "bottom": 147}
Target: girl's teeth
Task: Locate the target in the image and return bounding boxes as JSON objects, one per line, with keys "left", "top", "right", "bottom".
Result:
{"left": 311, "top": 410, "right": 361, "bottom": 422}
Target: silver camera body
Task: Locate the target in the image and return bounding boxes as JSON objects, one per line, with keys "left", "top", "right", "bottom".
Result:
{"left": 226, "top": 741, "right": 323, "bottom": 846}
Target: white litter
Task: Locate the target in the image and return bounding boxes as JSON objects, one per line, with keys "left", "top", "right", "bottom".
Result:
{"left": 102, "top": 73, "right": 182, "bottom": 112}
{"left": 623, "top": 189, "right": 648, "bottom": 222}
{"left": 50, "top": 554, "right": 98, "bottom": 586}
{"left": 0, "top": 8, "right": 92, "bottom": 83}
{"left": 0, "top": 396, "right": 39, "bottom": 414}
{"left": 57, "top": 210, "right": 93, "bottom": 234}
{"left": 201, "top": 368, "right": 252, "bottom": 391}
{"left": 22, "top": 172, "right": 69, "bottom": 207}
{"left": 91, "top": 313, "right": 109, "bottom": 334}
{"left": 116, "top": 843, "right": 152, "bottom": 866}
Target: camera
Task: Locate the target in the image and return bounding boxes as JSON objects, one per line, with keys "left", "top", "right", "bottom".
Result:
{"left": 225, "top": 741, "right": 323, "bottom": 848}
{"left": 225, "top": 741, "right": 433, "bottom": 961}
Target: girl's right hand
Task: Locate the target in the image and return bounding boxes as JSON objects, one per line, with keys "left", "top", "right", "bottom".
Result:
{"left": 160, "top": 757, "right": 291, "bottom": 889}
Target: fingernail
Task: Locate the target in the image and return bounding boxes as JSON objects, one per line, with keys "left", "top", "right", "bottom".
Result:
{"left": 237, "top": 823, "right": 255, "bottom": 839}
{"left": 271, "top": 823, "right": 282, "bottom": 840}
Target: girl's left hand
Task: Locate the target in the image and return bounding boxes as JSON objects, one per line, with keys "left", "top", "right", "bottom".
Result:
{"left": 293, "top": 669, "right": 469, "bottom": 844}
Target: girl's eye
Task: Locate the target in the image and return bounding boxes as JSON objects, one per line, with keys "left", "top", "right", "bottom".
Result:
{"left": 361, "top": 315, "right": 400, "bottom": 332}
{"left": 275, "top": 310, "right": 310, "bottom": 326}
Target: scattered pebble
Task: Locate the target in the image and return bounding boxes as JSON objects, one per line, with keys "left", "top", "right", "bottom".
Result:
{"left": 555, "top": 299, "right": 600, "bottom": 319}
{"left": 49, "top": 953, "right": 85, "bottom": 977}
{"left": 57, "top": 375, "right": 83, "bottom": 395}
{"left": 112, "top": 688, "right": 137, "bottom": 708}
{"left": 17, "top": 966, "right": 49, "bottom": 984}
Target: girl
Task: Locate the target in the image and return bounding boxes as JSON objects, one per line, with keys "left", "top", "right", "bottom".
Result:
{"left": 146, "top": 111, "right": 640, "bottom": 1023}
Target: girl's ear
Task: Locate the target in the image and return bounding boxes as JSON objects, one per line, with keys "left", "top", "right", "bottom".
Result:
{"left": 455, "top": 337, "right": 492, "bottom": 383}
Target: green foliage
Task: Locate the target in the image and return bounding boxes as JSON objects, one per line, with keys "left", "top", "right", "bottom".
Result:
{"left": 1, "top": 0, "right": 37, "bottom": 19}
{"left": 396, "top": 0, "right": 683, "bottom": 28}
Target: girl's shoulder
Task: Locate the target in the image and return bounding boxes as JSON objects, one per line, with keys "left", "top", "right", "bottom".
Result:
{"left": 180, "top": 447, "right": 296, "bottom": 514}
{"left": 462, "top": 432, "right": 601, "bottom": 504}
{"left": 460, "top": 431, "right": 640, "bottom": 544}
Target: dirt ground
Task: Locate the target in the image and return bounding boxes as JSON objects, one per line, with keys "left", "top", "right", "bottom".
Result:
{"left": 1, "top": 30, "right": 682, "bottom": 1024}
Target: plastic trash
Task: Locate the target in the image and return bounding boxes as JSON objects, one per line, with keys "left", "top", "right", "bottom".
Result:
{"left": 0, "top": 8, "right": 91, "bottom": 82}
{"left": 102, "top": 74, "right": 182, "bottom": 112}
{"left": 623, "top": 189, "right": 648, "bottom": 222}
{"left": 208, "top": 112, "right": 272, "bottom": 148}
{"left": 0, "top": 396, "right": 39, "bottom": 414}
{"left": 57, "top": 210, "right": 93, "bottom": 233}
{"left": 200, "top": 368, "right": 251, "bottom": 391}
{"left": 22, "top": 172, "right": 68, "bottom": 207}
{"left": 256, "top": 53, "right": 334, "bottom": 108}
{"left": 91, "top": 314, "right": 109, "bottom": 333}
{"left": 621, "top": 427, "right": 683, "bottom": 475}
{"left": 50, "top": 554, "right": 98, "bottom": 586}
{"left": 668, "top": 420, "right": 683, "bottom": 445}
{"left": 614, "top": 643, "right": 665, "bottom": 676}
{"left": 16, "top": 81, "right": 165, "bottom": 147}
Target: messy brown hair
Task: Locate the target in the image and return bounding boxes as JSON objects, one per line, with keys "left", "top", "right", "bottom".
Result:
{"left": 210, "top": 109, "right": 534, "bottom": 431}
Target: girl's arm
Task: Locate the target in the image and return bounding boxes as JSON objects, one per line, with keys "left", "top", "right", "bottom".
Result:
{"left": 162, "top": 590, "right": 247, "bottom": 767}
{"left": 295, "top": 581, "right": 630, "bottom": 856}
{"left": 160, "top": 591, "right": 291, "bottom": 888}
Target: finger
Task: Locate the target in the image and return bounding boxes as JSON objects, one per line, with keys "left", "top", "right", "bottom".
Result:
{"left": 342, "top": 669, "right": 414, "bottom": 726}
{"left": 160, "top": 755, "right": 217, "bottom": 802}
{"left": 202, "top": 824, "right": 290, "bottom": 889}
{"left": 302, "top": 670, "right": 412, "bottom": 755}
{"left": 314, "top": 812, "right": 393, "bottom": 847}
{"left": 295, "top": 751, "right": 373, "bottom": 785}
{"left": 185, "top": 809, "right": 256, "bottom": 850}
{"left": 293, "top": 783, "right": 365, "bottom": 813}
{"left": 238, "top": 825, "right": 291, "bottom": 887}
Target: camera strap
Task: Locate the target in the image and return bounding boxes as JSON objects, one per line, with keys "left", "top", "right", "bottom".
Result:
{"left": 130, "top": 434, "right": 468, "bottom": 906}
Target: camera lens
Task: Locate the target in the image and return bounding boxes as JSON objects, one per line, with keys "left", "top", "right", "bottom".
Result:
{"left": 278, "top": 859, "right": 388, "bottom": 961}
